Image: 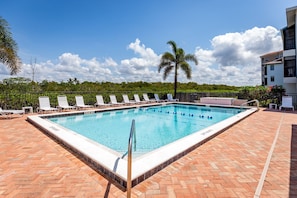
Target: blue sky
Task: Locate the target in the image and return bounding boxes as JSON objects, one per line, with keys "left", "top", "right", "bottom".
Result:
{"left": 1, "top": 0, "right": 296, "bottom": 85}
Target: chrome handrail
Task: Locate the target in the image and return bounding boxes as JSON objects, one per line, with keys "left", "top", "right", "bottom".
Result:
{"left": 240, "top": 99, "right": 260, "bottom": 110}
{"left": 127, "top": 119, "right": 136, "bottom": 198}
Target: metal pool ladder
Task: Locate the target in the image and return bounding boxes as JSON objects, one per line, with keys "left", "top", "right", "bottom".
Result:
{"left": 127, "top": 119, "right": 136, "bottom": 198}
{"left": 240, "top": 99, "right": 260, "bottom": 110}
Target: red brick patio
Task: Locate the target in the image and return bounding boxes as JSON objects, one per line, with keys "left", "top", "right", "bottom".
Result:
{"left": 0, "top": 108, "right": 296, "bottom": 197}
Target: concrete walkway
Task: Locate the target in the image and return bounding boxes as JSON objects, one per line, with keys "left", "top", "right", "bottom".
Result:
{"left": 0, "top": 108, "right": 296, "bottom": 197}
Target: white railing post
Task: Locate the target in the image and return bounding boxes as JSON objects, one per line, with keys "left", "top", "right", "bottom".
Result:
{"left": 127, "top": 119, "right": 135, "bottom": 198}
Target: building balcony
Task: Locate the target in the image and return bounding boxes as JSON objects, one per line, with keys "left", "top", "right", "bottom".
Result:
{"left": 283, "top": 49, "right": 296, "bottom": 57}
{"left": 284, "top": 77, "right": 297, "bottom": 83}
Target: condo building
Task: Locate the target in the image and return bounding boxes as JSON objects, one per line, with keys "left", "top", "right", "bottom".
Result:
{"left": 261, "top": 6, "right": 297, "bottom": 106}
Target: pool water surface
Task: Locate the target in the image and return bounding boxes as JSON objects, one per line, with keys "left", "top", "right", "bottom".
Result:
{"left": 48, "top": 104, "right": 243, "bottom": 156}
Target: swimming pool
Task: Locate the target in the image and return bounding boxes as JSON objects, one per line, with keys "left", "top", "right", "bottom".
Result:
{"left": 48, "top": 104, "right": 244, "bottom": 157}
{"left": 27, "top": 102, "right": 257, "bottom": 189}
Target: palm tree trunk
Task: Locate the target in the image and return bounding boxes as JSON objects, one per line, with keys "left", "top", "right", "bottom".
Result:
{"left": 174, "top": 64, "right": 178, "bottom": 98}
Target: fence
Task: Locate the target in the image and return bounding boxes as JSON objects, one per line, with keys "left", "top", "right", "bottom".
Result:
{"left": 176, "top": 92, "right": 239, "bottom": 102}
{"left": 0, "top": 91, "right": 242, "bottom": 111}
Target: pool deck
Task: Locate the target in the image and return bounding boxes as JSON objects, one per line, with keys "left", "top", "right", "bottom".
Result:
{"left": 0, "top": 108, "right": 297, "bottom": 197}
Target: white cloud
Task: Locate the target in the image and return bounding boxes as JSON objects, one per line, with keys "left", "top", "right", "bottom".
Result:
{"left": 121, "top": 38, "right": 160, "bottom": 68}
{"left": 117, "top": 39, "right": 161, "bottom": 82}
{"left": 0, "top": 26, "right": 283, "bottom": 86}
{"left": 103, "top": 58, "right": 118, "bottom": 67}
{"left": 8, "top": 53, "right": 115, "bottom": 82}
{"left": 192, "top": 26, "right": 282, "bottom": 86}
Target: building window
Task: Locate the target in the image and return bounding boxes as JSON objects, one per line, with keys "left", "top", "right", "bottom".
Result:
{"left": 284, "top": 58, "right": 296, "bottom": 77}
{"left": 271, "top": 76, "right": 275, "bottom": 82}
{"left": 270, "top": 65, "right": 274, "bottom": 71}
{"left": 283, "top": 25, "right": 295, "bottom": 50}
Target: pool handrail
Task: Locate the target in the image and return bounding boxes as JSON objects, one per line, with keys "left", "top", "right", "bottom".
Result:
{"left": 127, "top": 119, "right": 136, "bottom": 198}
{"left": 240, "top": 99, "right": 260, "bottom": 110}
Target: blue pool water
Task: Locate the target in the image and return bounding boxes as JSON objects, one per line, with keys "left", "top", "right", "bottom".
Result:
{"left": 48, "top": 104, "right": 244, "bottom": 156}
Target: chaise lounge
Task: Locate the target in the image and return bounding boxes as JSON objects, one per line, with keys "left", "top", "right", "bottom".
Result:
{"left": 38, "top": 96, "right": 58, "bottom": 113}
{"left": 57, "top": 95, "right": 76, "bottom": 111}
{"left": 122, "top": 94, "right": 137, "bottom": 105}
{"left": 109, "top": 95, "right": 124, "bottom": 106}
{"left": 134, "top": 94, "right": 146, "bottom": 104}
{"left": 143, "top": 93, "right": 155, "bottom": 103}
{"left": 154, "top": 94, "right": 167, "bottom": 102}
{"left": 75, "top": 95, "right": 93, "bottom": 109}
{"left": 95, "top": 95, "right": 111, "bottom": 107}
{"left": 0, "top": 107, "right": 24, "bottom": 118}
{"left": 167, "top": 93, "right": 179, "bottom": 102}
{"left": 279, "top": 96, "right": 294, "bottom": 111}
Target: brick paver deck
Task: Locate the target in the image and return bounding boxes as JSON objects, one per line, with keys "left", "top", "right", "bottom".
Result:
{"left": 0, "top": 108, "right": 296, "bottom": 197}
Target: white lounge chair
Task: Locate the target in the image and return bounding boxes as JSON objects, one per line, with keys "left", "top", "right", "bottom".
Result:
{"left": 75, "top": 95, "right": 93, "bottom": 109}
{"left": 95, "top": 95, "right": 111, "bottom": 107}
{"left": 167, "top": 93, "right": 179, "bottom": 102}
{"left": 143, "top": 93, "right": 155, "bottom": 103}
{"left": 154, "top": 94, "right": 166, "bottom": 102}
{"left": 122, "top": 94, "right": 137, "bottom": 105}
{"left": 133, "top": 94, "right": 146, "bottom": 104}
{"left": 38, "top": 96, "right": 58, "bottom": 113}
{"left": 109, "top": 95, "right": 124, "bottom": 106}
{"left": 0, "top": 107, "right": 24, "bottom": 118}
{"left": 279, "top": 96, "right": 294, "bottom": 111}
{"left": 57, "top": 95, "right": 76, "bottom": 111}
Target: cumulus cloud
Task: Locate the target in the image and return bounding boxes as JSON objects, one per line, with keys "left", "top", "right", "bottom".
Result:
{"left": 117, "top": 38, "right": 161, "bottom": 82}
{"left": 7, "top": 53, "right": 115, "bottom": 82}
{"left": 192, "top": 26, "right": 282, "bottom": 85}
{"left": 121, "top": 38, "right": 160, "bottom": 68}
{"left": 0, "top": 26, "right": 283, "bottom": 86}
{"left": 1, "top": 39, "right": 162, "bottom": 83}
{"left": 211, "top": 26, "right": 281, "bottom": 67}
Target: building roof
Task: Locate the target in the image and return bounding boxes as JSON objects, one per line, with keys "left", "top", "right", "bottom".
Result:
{"left": 260, "top": 50, "right": 283, "bottom": 58}
{"left": 286, "top": 6, "right": 297, "bottom": 27}
{"left": 263, "top": 58, "right": 283, "bottom": 65}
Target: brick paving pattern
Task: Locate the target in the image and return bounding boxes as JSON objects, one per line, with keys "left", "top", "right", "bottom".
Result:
{"left": 0, "top": 108, "right": 296, "bottom": 197}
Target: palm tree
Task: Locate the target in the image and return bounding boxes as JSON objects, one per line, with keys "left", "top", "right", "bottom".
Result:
{"left": 0, "top": 16, "right": 21, "bottom": 75}
{"left": 158, "top": 40, "right": 198, "bottom": 98}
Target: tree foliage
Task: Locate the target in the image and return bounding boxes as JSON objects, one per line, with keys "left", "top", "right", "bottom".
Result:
{"left": 238, "top": 85, "right": 285, "bottom": 106}
{"left": 158, "top": 40, "right": 198, "bottom": 98}
{"left": 0, "top": 78, "right": 242, "bottom": 109}
{"left": 0, "top": 16, "right": 21, "bottom": 75}
{"left": 1, "top": 77, "right": 284, "bottom": 109}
